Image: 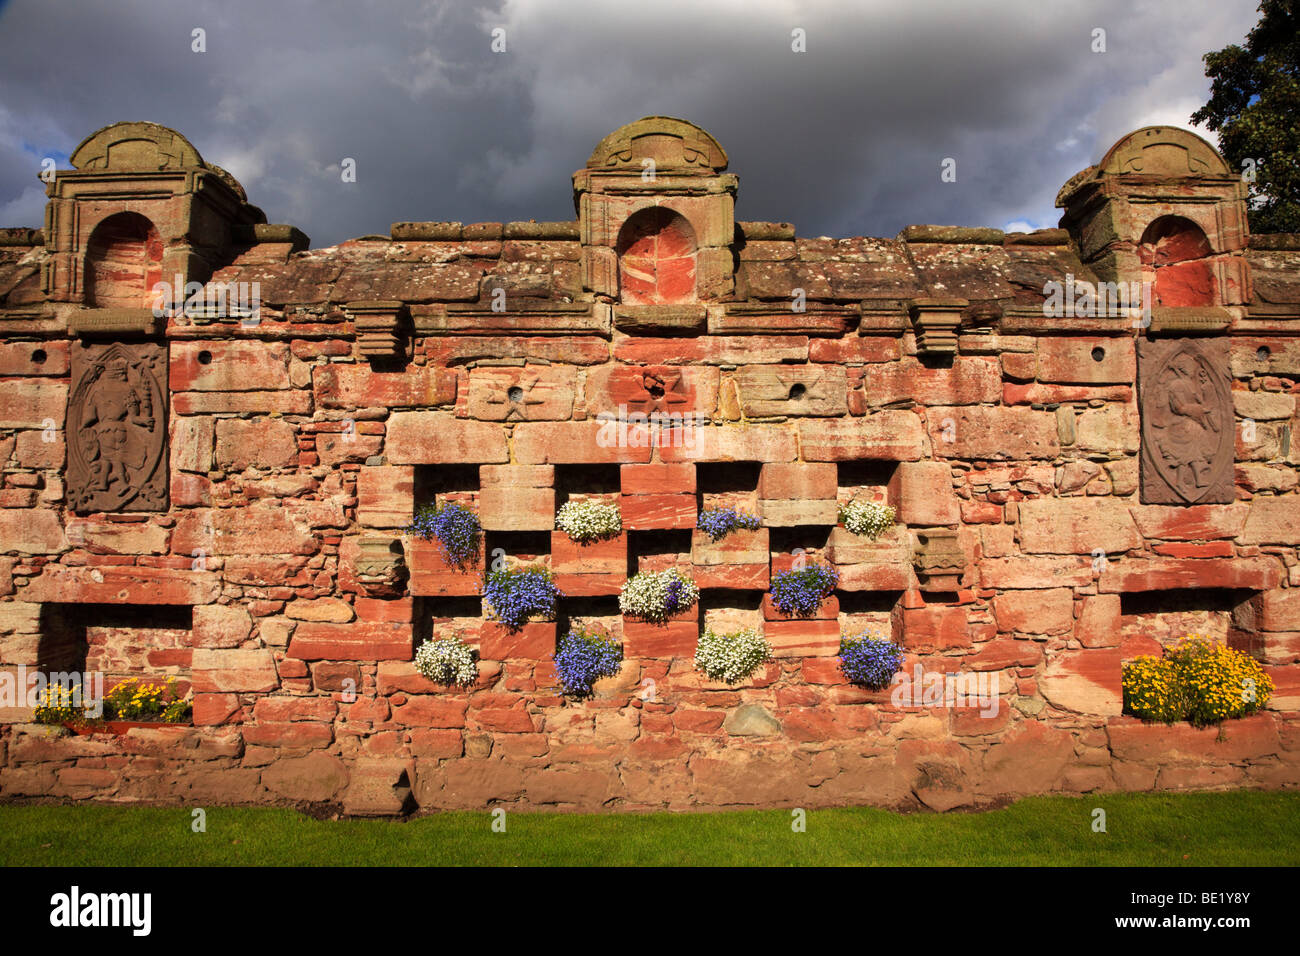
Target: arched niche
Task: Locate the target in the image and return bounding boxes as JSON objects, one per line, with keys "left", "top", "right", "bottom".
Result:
{"left": 83, "top": 211, "right": 164, "bottom": 309}
{"left": 1139, "top": 215, "right": 1216, "bottom": 307}
{"left": 616, "top": 207, "right": 698, "bottom": 305}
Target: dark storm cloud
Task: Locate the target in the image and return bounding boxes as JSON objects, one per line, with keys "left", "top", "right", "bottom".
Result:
{"left": 0, "top": 0, "right": 1260, "bottom": 247}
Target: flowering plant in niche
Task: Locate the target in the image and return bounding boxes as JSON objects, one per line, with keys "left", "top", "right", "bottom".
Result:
{"left": 414, "top": 637, "right": 479, "bottom": 687}
{"left": 619, "top": 568, "right": 699, "bottom": 623}
{"left": 553, "top": 627, "right": 623, "bottom": 697}
{"left": 696, "top": 507, "right": 762, "bottom": 542}
{"left": 838, "top": 499, "right": 896, "bottom": 540}
{"left": 694, "top": 627, "right": 771, "bottom": 684}
{"left": 482, "top": 565, "right": 561, "bottom": 631}
{"left": 407, "top": 501, "right": 481, "bottom": 568}
{"left": 769, "top": 563, "right": 839, "bottom": 617}
{"left": 839, "top": 631, "right": 904, "bottom": 689}
{"left": 555, "top": 499, "right": 622, "bottom": 543}
{"left": 1123, "top": 634, "right": 1273, "bottom": 727}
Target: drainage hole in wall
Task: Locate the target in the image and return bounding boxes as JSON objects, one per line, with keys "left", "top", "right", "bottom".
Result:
{"left": 507, "top": 386, "right": 524, "bottom": 402}
{"left": 198, "top": 350, "right": 213, "bottom": 365}
{"left": 788, "top": 383, "right": 807, "bottom": 400}
{"left": 30, "top": 349, "right": 46, "bottom": 365}
{"left": 1090, "top": 347, "right": 1105, "bottom": 362}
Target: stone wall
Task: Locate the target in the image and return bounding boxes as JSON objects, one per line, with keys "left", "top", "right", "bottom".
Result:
{"left": 0, "top": 118, "right": 1297, "bottom": 814}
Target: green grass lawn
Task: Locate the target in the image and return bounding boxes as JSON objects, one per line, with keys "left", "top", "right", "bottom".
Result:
{"left": 2, "top": 791, "right": 1296, "bottom": 866}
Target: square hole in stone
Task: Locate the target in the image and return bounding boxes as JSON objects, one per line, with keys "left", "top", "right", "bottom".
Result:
{"left": 837, "top": 461, "right": 894, "bottom": 508}
{"left": 558, "top": 595, "right": 623, "bottom": 642}
{"left": 483, "top": 530, "right": 552, "bottom": 572}
{"left": 837, "top": 591, "right": 899, "bottom": 640}
{"left": 1120, "top": 590, "right": 1237, "bottom": 647}
{"left": 556, "top": 463, "right": 621, "bottom": 506}
{"left": 631, "top": 528, "right": 693, "bottom": 575}
{"left": 421, "top": 595, "right": 484, "bottom": 645}
{"left": 700, "top": 590, "right": 764, "bottom": 633}
{"left": 697, "top": 461, "right": 761, "bottom": 513}
{"left": 414, "top": 463, "right": 479, "bottom": 511}
{"left": 39, "top": 603, "right": 193, "bottom": 691}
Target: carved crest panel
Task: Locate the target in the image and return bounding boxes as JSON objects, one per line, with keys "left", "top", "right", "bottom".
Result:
{"left": 67, "top": 341, "right": 168, "bottom": 512}
{"left": 1138, "top": 338, "right": 1233, "bottom": 504}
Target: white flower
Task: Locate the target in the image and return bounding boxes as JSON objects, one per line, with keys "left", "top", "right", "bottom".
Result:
{"left": 839, "top": 499, "right": 896, "bottom": 539}
{"left": 556, "top": 499, "right": 622, "bottom": 543}
{"left": 414, "top": 637, "right": 478, "bottom": 687}
{"left": 694, "top": 627, "right": 771, "bottom": 684}
{"left": 618, "top": 568, "right": 699, "bottom": 623}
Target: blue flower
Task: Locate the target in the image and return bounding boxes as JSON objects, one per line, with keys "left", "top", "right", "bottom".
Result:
{"left": 553, "top": 628, "right": 623, "bottom": 697}
{"left": 697, "top": 507, "right": 762, "bottom": 542}
{"left": 481, "top": 565, "right": 561, "bottom": 630}
{"left": 769, "top": 563, "right": 839, "bottom": 617}
{"left": 839, "top": 632, "right": 903, "bottom": 689}
{"left": 407, "top": 502, "right": 481, "bottom": 568}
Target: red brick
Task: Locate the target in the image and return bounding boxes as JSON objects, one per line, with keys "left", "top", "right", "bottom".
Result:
{"left": 621, "top": 494, "right": 695, "bottom": 529}
{"left": 391, "top": 695, "right": 468, "bottom": 728}
{"left": 471, "top": 705, "right": 538, "bottom": 733}
{"left": 170, "top": 341, "right": 290, "bottom": 391}
{"left": 356, "top": 466, "right": 414, "bottom": 529}
{"left": 408, "top": 728, "right": 465, "bottom": 758}
{"left": 928, "top": 406, "right": 1060, "bottom": 460}
{"left": 386, "top": 412, "right": 508, "bottom": 464}
{"left": 315, "top": 362, "right": 456, "bottom": 409}
{"left": 479, "top": 484, "right": 555, "bottom": 532}
{"left": 621, "top": 463, "right": 697, "bottom": 495}
{"left": 407, "top": 538, "right": 485, "bottom": 596}
{"left": 551, "top": 531, "right": 627, "bottom": 575}
{"left": 21, "top": 565, "right": 221, "bottom": 605}
{"left": 757, "top": 462, "right": 837, "bottom": 500}
{"left": 622, "top": 620, "right": 698, "bottom": 658}
{"left": 992, "top": 588, "right": 1074, "bottom": 634}
{"left": 672, "top": 710, "right": 726, "bottom": 733}
{"left": 966, "top": 640, "right": 1044, "bottom": 671}
{"left": 797, "top": 413, "right": 923, "bottom": 461}
{"left": 767, "top": 619, "right": 839, "bottom": 657}
{"left": 1098, "top": 557, "right": 1282, "bottom": 593}
{"left": 1128, "top": 504, "right": 1248, "bottom": 541}
{"left": 288, "top": 621, "right": 413, "bottom": 661}
{"left": 242, "top": 721, "right": 333, "bottom": 748}
{"left": 585, "top": 365, "right": 719, "bottom": 416}
{"left": 479, "top": 622, "right": 556, "bottom": 660}
{"left": 889, "top": 461, "right": 959, "bottom": 526}
{"left": 614, "top": 335, "right": 808, "bottom": 365}
{"left": 903, "top": 605, "right": 970, "bottom": 652}
{"left": 192, "top": 693, "right": 241, "bottom": 726}
{"left": 763, "top": 593, "right": 839, "bottom": 621}
{"left": 515, "top": 420, "right": 654, "bottom": 464}
{"left": 1036, "top": 336, "right": 1135, "bottom": 384}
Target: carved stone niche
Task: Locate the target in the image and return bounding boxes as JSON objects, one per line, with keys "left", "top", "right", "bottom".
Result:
{"left": 912, "top": 528, "right": 965, "bottom": 591}
{"left": 67, "top": 341, "right": 169, "bottom": 513}
{"left": 1138, "top": 337, "right": 1234, "bottom": 504}
{"left": 354, "top": 536, "right": 408, "bottom": 597}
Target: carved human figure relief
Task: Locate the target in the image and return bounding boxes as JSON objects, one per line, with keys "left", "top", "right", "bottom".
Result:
{"left": 1138, "top": 338, "right": 1233, "bottom": 504}
{"left": 67, "top": 341, "right": 168, "bottom": 512}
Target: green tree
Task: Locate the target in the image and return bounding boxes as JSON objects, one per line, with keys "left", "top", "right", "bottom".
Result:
{"left": 1191, "top": 0, "right": 1300, "bottom": 234}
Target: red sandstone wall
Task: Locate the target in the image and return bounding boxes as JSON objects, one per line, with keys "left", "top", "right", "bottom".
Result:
{"left": 0, "top": 121, "right": 1299, "bottom": 814}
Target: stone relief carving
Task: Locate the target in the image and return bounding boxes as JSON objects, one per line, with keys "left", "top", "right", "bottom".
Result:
{"left": 67, "top": 341, "right": 168, "bottom": 512}
{"left": 1139, "top": 338, "right": 1234, "bottom": 504}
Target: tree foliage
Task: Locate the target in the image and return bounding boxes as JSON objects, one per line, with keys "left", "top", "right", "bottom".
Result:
{"left": 1191, "top": 0, "right": 1300, "bottom": 233}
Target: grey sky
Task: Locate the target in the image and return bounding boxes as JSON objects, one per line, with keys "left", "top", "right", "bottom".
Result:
{"left": 0, "top": 0, "right": 1261, "bottom": 248}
